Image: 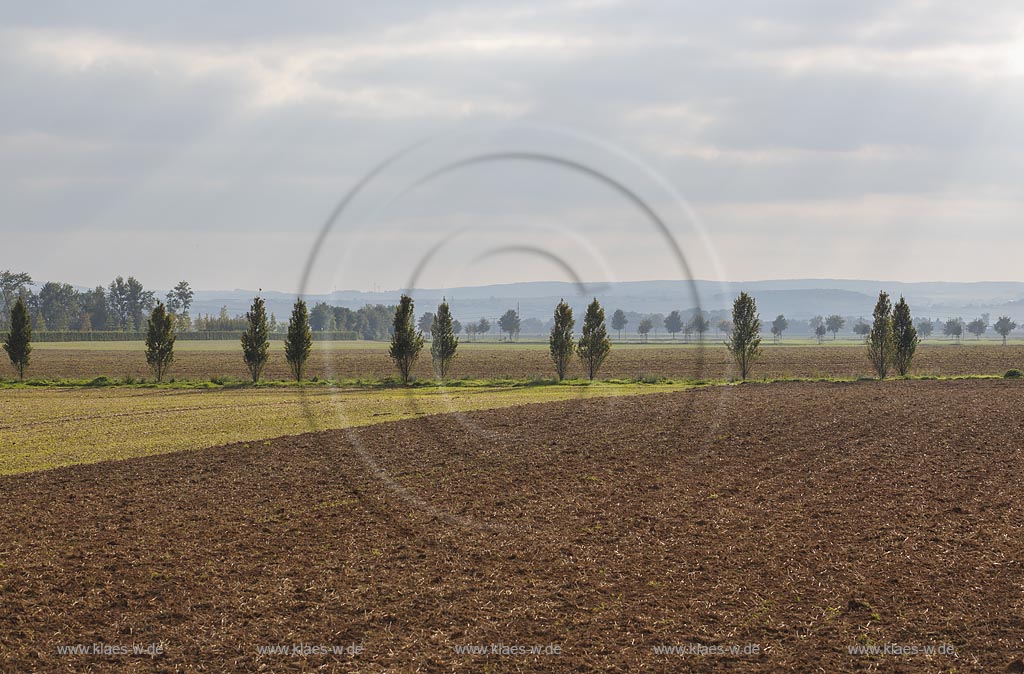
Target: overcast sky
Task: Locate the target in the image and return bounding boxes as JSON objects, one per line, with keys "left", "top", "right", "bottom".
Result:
{"left": 4, "top": 1, "right": 1024, "bottom": 293}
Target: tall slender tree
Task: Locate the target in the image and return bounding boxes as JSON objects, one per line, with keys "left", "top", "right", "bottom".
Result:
{"left": 577, "top": 298, "right": 610, "bottom": 380}
{"left": 390, "top": 294, "right": 423, "bottom": 384}
{"left": 431, "top": 299, "right": 459, "bottom": 379}
{"left": 241, "top": 296, "right": 270, "bottom": 383}
{"left": 867, "top": 291, "right": 895, "bottom": 379}
{"left": 727, "top": 292, "right": 761, "bottom": 380}
{"left": 284, "top": 298, "right": 313, "bottom": 381}
{"left": 549, "top": 300, "right": 575, "bottom": 381}
{"left": 145, "top": 301, "right": 176, "bottom": 382}
{"left": 891, "top": 295, "right": 918, "bottom": 376}
{"left": 3, "top": 297, "right": 32, "bottom": 380}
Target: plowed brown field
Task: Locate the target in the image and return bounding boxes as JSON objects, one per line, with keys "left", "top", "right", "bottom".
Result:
{"left": 16, "top": 343, "right": 1024, "bottom": 381}
{"left": 2, "top": 379, "right": 1023, "bottom": 672}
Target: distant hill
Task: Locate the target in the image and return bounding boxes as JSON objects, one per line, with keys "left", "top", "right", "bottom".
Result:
{"left": 185, "top": 279, "right": 1024, "bottom": 325}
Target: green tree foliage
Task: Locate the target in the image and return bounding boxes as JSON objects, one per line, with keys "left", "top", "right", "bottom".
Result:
{"left": 241, "top": 296, "right": 270, "bottom": 383}
{"left": 418, "top": 311, "right": 435, "bottom": 336}
{"left": 3, "top": 297, "right": 32, "bottom": 380}
{"left": 39, "top": 282, "right": 79, "bottom": 331}
{"left": 815, "top": 324, "right": 827, "bottom": 343}
{"left": 476, "top": 317, "right": 491, "bottom": 338}
{"left": 943, "top": 318, "right": 963, "bottom": 344}
{"left": 390, "top": 295, "right": 423, "bottom": 384}
{"left": 891, "top": 295, "right": 918, "bottom": 376}
{"left": 498, "top": 309, "right": 520, "bottom": 342}
{"left": 967, "top": 317, "right": 988, "bottom": 340}
{"left": 994, "top": 316, "right": 1017, "bottom": 346}
{"left": 867, "top": 291, "right": 895, "bottom": 379}
{"left": 284, "top": 299, "right": 312, "bottom": 381}
{"left": 430, "top": 300, "right": 459, "bottom": 379}
{"left": 638, "top": 318, "right": 653, "bottom": 343}
{"left": 549, "top": 300, "right": 575, "bottom": 381}
{"left": 664, "top": 310, "right": 683, "bottom": 339}
{"left": 145, "top": 302, "right": 176, "bottom": 382}
{"left": 825, "top": 314, "right": 846, "bottom": 339}
{"left": 689, "top": 312, "right": 710, "bottom": 341}
{"left": 464, "top": 321, "right": 478, "bottom": 341}
{"left": 576, "top": 298, "right": 610, "bottom": 380}
{"left": 916, "top": 319, "right": 934, "bottom": 340}
{"left": 727, "top": 292, "right": 761, "bottom": 380}
{"left": 452, "top": 319, "right": 462, "bottom": 335}
{"left": 83, "top": 287, "right": 109, "bottom": 331}
{"left": 771, "top": 314, "right": 788, "bottom": 343}
{"left": 166, "top": 280, "right": 194, "bottom": 331}
{"left": 853, "top": 320, "right": 870, "bottom": 341}
{"left": 0, "top": 271, "right": 32, "bottom": 330}
{"left": 611, "top": 309, "right": 627, "bottom": 339}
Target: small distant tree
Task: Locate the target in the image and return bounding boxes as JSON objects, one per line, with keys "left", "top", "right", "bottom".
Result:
{"left": 431, "top": 299, "right": 458, "bottom": 379}
{"left": 891, "top": 295, "right": 918, "bottom": 376}
{"left": 967, "top": 317, "right": 988, "bottom": 340}
{"left": 549, "top": 300, "right": 575, "bottom": 381}
{"left": 498, "top": 309, "right": 520, "bottom": 342}
{"left": 284, "top": 299, "right": 312, "bottom": 381}
{"left": 452, "top": 319, "right": 462, "bottom": 336}
{"left": 464, "top": 321, "right": 478, "bottom": 341}
{"left": 477, "top": 317, "right": 491, "bottom": 340}
{"left": 943, "top": 318, "right": 963, "bottom": 345}
{"left": 418, "top": 312, "right": 435, "bottom": 338}
{"left": 241, "top": 296, "right": 270, "bottom": 383}
{"left": 916, "top": 319, "right": 934, "bottom": 340}
{"left": 994, "top": 316, "right": 1017, "bottom": 346}
{"left": 825, "top": 314, "right": 845, "bottom": 340}
{"left": 664, "top": 310, "right": 683, "bottom": 340}
{"left": 853, "top": 320, "right": 870, "bottom": 341}
{"left": 770, "top": 314, "right": 788, "bottom": 343}
{"left": 3, "top": 297, "right": 32, "bottom": 380}
{"left": 390, "top": 295, "right": 424, "bottom": 384}
{"left": 611, "top": 309, "right": 627, "bottom": 340}
{"left": 717, "top": 319, "right": 732, "bottom": 336}
{"left": 727, "top": 292, "right": 761, "bottom": 380}
{"left": 689, "top": 312, "right": 710, "bottom": 341}
{"left": 638, "top": 318, "right": 653, "bottom": 343}
{"left": 867, "top": 291, "right": 894, "bottom": 379}
{"left": 577, "top": 298, "right": 610, "bottom": 380}
{"left": 815, "top": 324, "right": 827, "bottom": 344}
{"left": 145, "top": 301, "right": 175, "bottom": 382}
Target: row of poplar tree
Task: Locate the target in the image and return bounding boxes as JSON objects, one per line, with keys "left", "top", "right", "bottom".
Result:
{"left": 2, "top": 289, "right": 918, "bottom": 383}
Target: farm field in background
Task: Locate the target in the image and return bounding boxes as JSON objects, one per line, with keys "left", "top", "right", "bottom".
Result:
{"left": 10, "top": 341, "right": 1024, "bottom": 382}
{"left": 2, "top": 379, "right": 1021, "bottom": 672}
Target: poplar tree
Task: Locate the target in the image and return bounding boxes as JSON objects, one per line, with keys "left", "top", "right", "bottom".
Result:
{"left": 144, "top": 301, "right": 175, "bottom": 382}
{"left": 549, "top": 300, "right": 575, "bottom": 381}
{"left": 284, "top": 298, "right": 313, "bottom": 381}
{"left": 3, "top": 297, "right": 32, "bottom": 380}
{"left": 241, "top": 296, "right": 270, "bottom": 383}
{"left": 390, "top": 294, "right": 423, "bottom": 384}
{"left": 867, "top": 291, "right": 895, "bottom": 379}
{"left": 577, "top": 298, "right": 610, "bottom": 380}
{"left": 430, "top": 299, "right": 458, "bottom": 379}
{"left": 891, "top": 295, "right": 918, "bottom": 376}
{"left": 727, "top": 292, "right": 761, "bottom": 380}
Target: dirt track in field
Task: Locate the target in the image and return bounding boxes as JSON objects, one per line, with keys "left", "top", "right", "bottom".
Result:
{"left": 2, "top": 379, "right": 1024, "bottom": 672}
{"left": 16, "top": 343, "right": 1024, "bottom": 381}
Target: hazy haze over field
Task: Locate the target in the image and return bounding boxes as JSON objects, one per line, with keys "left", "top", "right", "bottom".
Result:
{"left": 4, "top": 1, "right": 1023, "bottom": 292}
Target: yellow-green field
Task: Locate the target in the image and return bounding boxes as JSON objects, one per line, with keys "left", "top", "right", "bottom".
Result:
{"left": 0, "top": 381, "right": 697, "bottom": 476}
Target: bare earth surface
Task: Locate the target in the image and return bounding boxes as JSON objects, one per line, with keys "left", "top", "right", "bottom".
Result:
{"left": 2, "top": 379, "right": 1023, "bottom": 672}
{"left": 14, "top": 342, "right": 1024, "bottom": 381}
